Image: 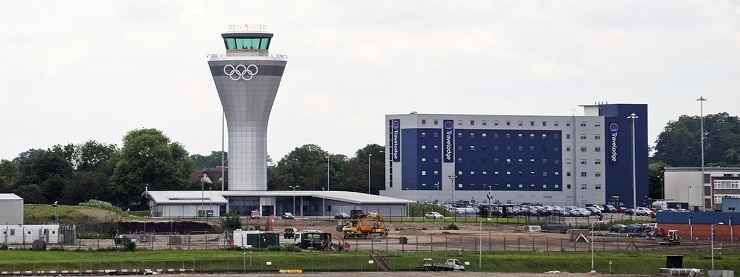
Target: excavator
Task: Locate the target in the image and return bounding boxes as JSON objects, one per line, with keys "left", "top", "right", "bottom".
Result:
{"left": 650, "top": 227, "right": 681, "bottom": 245}
{"left": 342, "top": 213, "right": 388, "bottom": 238}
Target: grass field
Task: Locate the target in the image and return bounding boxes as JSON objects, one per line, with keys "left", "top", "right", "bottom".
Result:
{"left": 0, "top": 249, "right": 737, "bottom": 274}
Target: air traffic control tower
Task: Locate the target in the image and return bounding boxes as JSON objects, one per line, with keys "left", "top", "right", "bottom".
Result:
{"left": 208, "top": 25, "right": 287, "bottom": 191}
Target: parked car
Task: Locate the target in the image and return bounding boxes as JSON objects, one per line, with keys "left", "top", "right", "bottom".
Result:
{"left": 425, "top": 212, "right": 444, "bottom": 219}
{"left": 334, "top": 212, "right": 350, "bottom": 219}
{"left": 609, "top": 224, "right": 628, "bottom": 233}
{"left": 350, "top": 209, "right": 365, "bottom": 219}
{"left": 250, "top": 210, "right": 261, "bottom": 219}
{"left": 283, "top": 227, "right": 298, "bottom": 239}
{"left": 281, "top": 212, "right": 295, "bottom": 219}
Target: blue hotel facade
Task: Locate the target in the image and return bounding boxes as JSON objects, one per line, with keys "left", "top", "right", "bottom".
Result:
{"left": 380, "top": 103, "right": 649, "bottom": 208}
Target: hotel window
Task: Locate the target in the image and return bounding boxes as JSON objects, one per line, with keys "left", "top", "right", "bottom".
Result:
{"left": 555, "top": 184, "right": 560, "bottom": 189}
{"left": 506, "top": 121, "right": 511, "bottom": 126}
{"left": 506, "top": 159, "right": 511, "bottom": 164}
{"left": 519, "top": 184, "right": 524, "bottom": 189}
{"left": 494, "top": 146, "right": 499, "bottom": 151}
{"left": 421, "top": 157, "right": 426, "bottom": 162}
{"left": 554, "top": 159, "right": 559, "bottom": 164}
{"left": 530, "top": 146, "right": 535, "bottom": 151}
{"left": 470, "top": 171, "right": 475, "bottom": 175}
{"left": 482, "top": 120, "right": 487, "bottom": 126}
{"left": 470, "top": 133, "right": 475, "bottom": 138}
{"left": 580, "top": 134, "right": 587, "bottom": 139}
{"left": 434, "top": 132, "right": 439, "bottom": 138}
{"left": 595, "top": 184, "right": 602, "bottom": 189}
{"left": 506, "top": 133, "right": 511, "bottom": 138}
{"left": 434, "top": 158, "right": 439, "bottom": 163}
{"left": 567, "top": 184, "right": 572, "bottom": 189}
{"left": 580, "top": 159, "right": 587, "bottom": 165}
{"left": 530, "top": 171, "right": 535, "bottom": 176}
{"left": 494, "top": 158, "right": 499, "bottom": 163}
{"left": 470, "top": 145, "right": 475, "bottom": 150}
{"left": 581, "top": 184, "right": 587, "bottom": 189}
{"left": 482, "top": 133, "right": 487, "bottom": 138}
{"left": 470, "top": 120, "right": 475, "bottom": 125}
{"left": 518, "top": 158, "right": 523, "bottom": 163}
{"left": 595, "top": 147, "right": 601, "bottom": 152}
{"left": 531, "top": 183, "right": 535, "bottom": 188}
{"left": 530, "top": 158, "right": 535, "bottom": 163}
{"left": 554, "top": 121, "right": 559, "bottom": 126}
{"left": 580, "top": 121, "right": 586, "bottom": 127}
{"left": 542, "top": 121, "right": 547, "bottom": 126}
{"left": 566, "top": 159, "right": 571, "bottom": 164}
{"left": 494, "top": 133, "right": 499, "bottom": 138}
{"left": 543, "top": 172, "right": 548, "bottom": 177}
{"left": 581, "top": 172, "right": 587, "bottom": 177}
{"left": 421, "top": 132, "right": 426, "bottom": 137}
{"left": 595, "top": 159, "right": 601, "bottom": 165}
{"left": 595, "top": 122, "right": 601, "bottom": 127}
{"left": 507, "top": 171, "right": 511, "bottom": 175}
{"left": 507, "top": 183, "right": 511, "bottom": 188}
{"left": 421, "top": 171, "right": 426, "bottom": 176}
{"left": 457, "top": 158, "right": 462, "bottom": 163}
{"left": 434, "top": 145, "right": 439, "bottom": 150}
{"left": 542, "top": 159, "right": 547, "bottom": 164}
{"left": 567, "top": 172, "right": 571, "bottom": 176}
{"left": 495, "top": 171, "right": 499, "bottom": 175}
{"left": 434, "top": 170, "right": 439, "bottom": 176}
{"left": 458, "top": 171, "right": 463, "bottom": 175}
{"left": 566, "top": 121, "right": 571, "bottom": 126}
{"left": 457, "top": 146, "right": 462, "bottom": 151}
{"left": 518, "top": 121, "right": 523, "bottom": 126}
{"left": 530, "top": 121, "right": 535, "bottom": 126}
{"left": 566, "top": 146, "right": 571, "bottom": 151}
{"left": 494, "top": 120, "right": 499, "bottom": 126}
{"left": 530, "top": 133, "right": 535, "bottom": 139}
{"left": 506, "top": 146, "right": 511, "bottom": 151}
{"left": 434, "top": 120, "right": 438, "bottom": 125}
{"left": 581, "top": 146, "right": 587, "bottom": 152}
{"left": 554, "top": 134, "right": 559, "bottom": 139}
{"left": 542, "top": 134, "right": 547, "bottom": 139}
{"left": 458, "top": 120, "right": 463, "bottom": 125}
{"left": 595, "top": 172, "right": 602, "bottom": 177}
{"left": 566, "top": 134, "right": 571, "bottom": 139}
{"left": 554, "top": 146, "right": 559, "bottom": 151}
{"left": 554, "top": 172, "right": 559, "bottom": 176}
{"left": 595, "top": 134, "right": 601, "bottom": 139}
{"left": 422, "top": 119, "right": 426, "bottom": 124}
{"left": 458, "top": 132, "right": 462, "bottom": 138}
{"left": 421, "top": 145, "right": 426, "bottom": 150}
{"left": 518, "top": 146, "right": 523, "bottom": 151}
{"left": 482, "top": 170, "right": 487, "bottom": 175}
{"left": 482, "top": 145, "right": 487, "bottom": 151}
{"left": 518, "top": 133, "right": 523, "bottom": 139}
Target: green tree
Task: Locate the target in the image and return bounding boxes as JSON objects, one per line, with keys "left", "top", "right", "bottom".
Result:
{"left": 653, "top": 113, "right": 740, "bottom": 166}
{"left": 190, "top": 151, "right": 228, "bottom": 170}
{"left": 268, "top": 144, "right": 330, "bottom": 191}
{"left": 74, "top": 140, "right": 118, "bottom": 171}
{"left": 14, "top": 149, "right": 74, "bottom": 203}
{"left": 110, "top": 128, "right": 194, "bottom": 208}
{"left": 220, "top": 212, "right": 242, "bottom": 231}
{"left": 0, "top": 159, "right": 18, "bottom": 191}
{"left": 648, "top": 162, "right": 667, "bottom": 200}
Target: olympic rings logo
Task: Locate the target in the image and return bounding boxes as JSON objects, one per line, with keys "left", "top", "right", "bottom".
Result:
{"left": 223, "top": 64, "right": 258, "bottom": 81}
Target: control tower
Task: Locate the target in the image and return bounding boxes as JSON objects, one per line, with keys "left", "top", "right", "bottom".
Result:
{"left": 208, "top": 25, "right": 287, "bottom": 191}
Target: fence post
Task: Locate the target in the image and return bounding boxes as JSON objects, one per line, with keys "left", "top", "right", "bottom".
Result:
{"left": 517, "top": 237, "right": 520, "bottom": 252}
{"left": 504, "top": 236, "right": 506, "bottom": 251}
{"left": 546, "top": 237, "right": 549, "bottom": 252}
{"left": 532, "top": 237, "right": 535, "bottom": 252}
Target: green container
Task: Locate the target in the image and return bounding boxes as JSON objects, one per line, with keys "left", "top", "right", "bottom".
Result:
{"left": 246, "top": 233, "right": 279, "bottom": 248}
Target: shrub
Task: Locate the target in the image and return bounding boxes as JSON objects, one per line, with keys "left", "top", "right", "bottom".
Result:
{"left": 443, "top": 223, "right": 459, "bottom": 230}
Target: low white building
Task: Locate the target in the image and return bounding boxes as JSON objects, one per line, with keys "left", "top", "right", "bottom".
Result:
{"left": 665, "top": 167, "right": 740, "bottom": 211}
{"left": 0, "top": 193, "right": 23, "bottom": 225}
{"left": 1, "top": 224, "right": 60, "bottom": 245}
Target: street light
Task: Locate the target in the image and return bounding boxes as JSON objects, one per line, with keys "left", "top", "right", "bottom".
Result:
{"left": 698, "top": 97, "right": 708, "bottom": 211}
{"left": 322, "top": 187, "right": 325, "bottom": 218}
{"left": 487, "top": 186, "right": 493, "bottom": 219}
{"left": 628, "top": 113, "right": 638, "bottom": 218}
{"left": 591, "top": 223, "right": 596, "bottom": 273}
{"left": 327, "top": 154, "right": 330, "bottom": 191}
{"left": 288, "top": 185, "right": 299, "bottom": 216}
{"left": 368, "top": 154, "right": 372, "bottom": 194}
{"left": 712, "top": 222, "right": 724, "bottom": 270}
{"left": 449, "top": 175, "right": 457, "bottom": 216}
{"left": 52, "top": 201, "right": 58, "bottom": 225}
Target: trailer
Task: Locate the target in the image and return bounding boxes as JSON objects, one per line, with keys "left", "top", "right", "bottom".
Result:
{"left": 422, "top": 258, "right": 465, "bottom": 271}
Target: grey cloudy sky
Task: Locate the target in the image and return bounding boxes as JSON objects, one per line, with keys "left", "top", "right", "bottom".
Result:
{"left": 1, "top": 1, "right": 739, "bottom": 161}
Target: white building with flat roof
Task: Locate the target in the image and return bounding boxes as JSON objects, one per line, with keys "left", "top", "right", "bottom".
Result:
{"left": 0, "top": 193, "right": 23, "bottom": 225}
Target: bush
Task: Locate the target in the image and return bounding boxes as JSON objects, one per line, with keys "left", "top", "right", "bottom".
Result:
{"left": 220, "top": 212, "right": 242, "bottom": 231}
{"left": 442, "top": 223, "right": 459, "bottom": 230}
{"left": 120, "top": 236, "right": 136, "bottom": 251}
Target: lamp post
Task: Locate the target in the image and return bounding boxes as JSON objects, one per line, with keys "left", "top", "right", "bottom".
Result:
{"left": 487, "top": 185, "right": 493, "bottom": 219}
{"left": 327, "top": 154, "right": 330, "bottom": 191}
{"left": 591, "top": 223, "right": 595, "bottom": 273}
{"left": 368, "top": 154, "right": 373, "bottom": 194}
{"left": 322, "top": 187, "right": 325, "bottom": 218}
{"left": 289, "top": 185, "right": 299, "bottom": 216}
{"left": 698, "top": 96, "right": 707, "bottom": 211}
{"left": 712, "top": 222, "right": 724, "bottom": 270}
{"left": 628, "top": 113, "right": 638, "bottom": 218}
{"left": 53, "top": 201, "right": 58, "bottom": 225}
{"left": 449, "top": 175, "right": 457, "bottom": 219}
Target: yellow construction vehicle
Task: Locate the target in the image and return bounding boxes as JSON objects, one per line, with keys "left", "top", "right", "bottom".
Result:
{"left": 342, "top": 213, "right": 388, "bottom": 238}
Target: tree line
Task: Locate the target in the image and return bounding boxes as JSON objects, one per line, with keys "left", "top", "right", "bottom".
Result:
{"left": 1, "top": 113, "right": 738, "bottom": 208}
